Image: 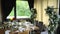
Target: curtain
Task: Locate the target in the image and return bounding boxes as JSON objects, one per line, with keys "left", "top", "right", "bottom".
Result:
{"left": 28, "top": 0, "right": 34, "bottom": 9}
{"left": 1, "top": 0, "right": 15, "bottom": 21}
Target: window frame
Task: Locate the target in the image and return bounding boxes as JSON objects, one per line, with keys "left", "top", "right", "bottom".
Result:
{"left": 7, "top": 0, "right": 31, "bottom": 19}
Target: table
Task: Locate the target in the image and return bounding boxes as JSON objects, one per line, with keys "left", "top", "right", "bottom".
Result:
{"left": 5, "top": 26, "right": 39, "bottom": 34}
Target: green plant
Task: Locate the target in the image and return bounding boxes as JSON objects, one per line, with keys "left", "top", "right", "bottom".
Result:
{"left": 30, "top": 8, "right": 37, "bottom": 23}
{"left": 45, "top": 6, "right": 58, "bottom": 34}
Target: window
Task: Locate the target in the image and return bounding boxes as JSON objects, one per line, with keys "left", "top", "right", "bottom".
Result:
{"left": 7, "top": 0, "right": 31, "bottom": 19}
{"left": 7, "top": 7, "right": 14, "bottom": 19}
{"left": 16, "top": 1, "right": 31, "bottom": 19}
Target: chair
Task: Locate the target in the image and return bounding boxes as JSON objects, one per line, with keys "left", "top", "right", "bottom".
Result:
{"left": 30, "top": 21, "right": 44, "bottom": 34}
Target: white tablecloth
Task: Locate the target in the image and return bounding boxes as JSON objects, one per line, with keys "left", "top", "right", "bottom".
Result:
{"left": 41, "top": 30, "right": 48, "bottom": 34}
{"left": 5, "top": 30, "right": 10, "bottom": 34}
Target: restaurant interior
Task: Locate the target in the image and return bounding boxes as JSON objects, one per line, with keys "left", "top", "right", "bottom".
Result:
{"left": 0, "top": 0, "right": 60, "bottom": 34}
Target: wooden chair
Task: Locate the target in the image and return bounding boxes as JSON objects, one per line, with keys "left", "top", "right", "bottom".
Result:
{"left": 0, "top": 29, "right": 5, "bottom": 34}
{"left": 18, "top": 30, "right": 29, "bottom": 34}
